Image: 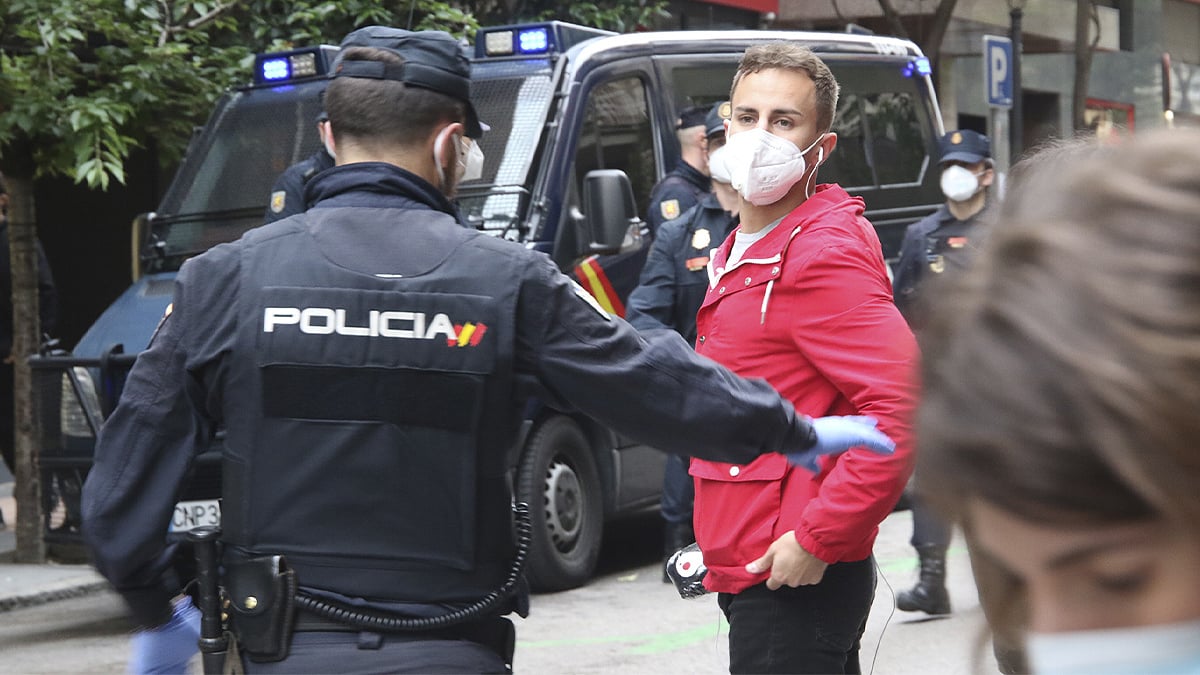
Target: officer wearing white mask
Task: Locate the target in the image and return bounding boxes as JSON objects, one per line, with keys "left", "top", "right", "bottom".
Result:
{"left": 892, "top": 129, "right": 994, "bottom": 321}
{"left": 890, "top": 128, "right": 993, "bottom": 621}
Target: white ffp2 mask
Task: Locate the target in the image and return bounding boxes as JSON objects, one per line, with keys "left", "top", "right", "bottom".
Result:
{"left": 940, "top": 164, "right": 982, "bottom": 202}
{"left": 459, "top": 136, "right": 485, "bottom": 183}
{"left": 1025, "top": 619, "right": 1200, "bottom": 675}
{"left": 723, "top": 128, "right": 825, "bottom": 206}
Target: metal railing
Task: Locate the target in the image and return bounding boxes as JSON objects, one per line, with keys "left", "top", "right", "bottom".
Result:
{"left": 29, "top": 348, "right": 136, "bottom": 545}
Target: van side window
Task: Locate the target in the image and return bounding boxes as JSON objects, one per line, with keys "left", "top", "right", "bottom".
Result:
{"left": 821, "top": 63, "right": 932, "bottom": 190}
{"left": 573, "top": 77, "right": 657, "bottom": 217}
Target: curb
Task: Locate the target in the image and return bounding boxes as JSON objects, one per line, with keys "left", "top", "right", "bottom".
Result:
{"left": 0, "top": 577, "right": 111, "bottom": 612}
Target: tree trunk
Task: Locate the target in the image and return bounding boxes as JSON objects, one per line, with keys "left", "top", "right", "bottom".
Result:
{"left": 7, "top": 174, "right": 45, "bottom": 564}
{"left": 1073, "top": 0, "right": 1098, "bottom": 131}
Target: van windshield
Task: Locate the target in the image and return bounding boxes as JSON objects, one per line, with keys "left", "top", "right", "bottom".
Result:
{"left": 457, "top": 60, "right": 557, "bottom": 238}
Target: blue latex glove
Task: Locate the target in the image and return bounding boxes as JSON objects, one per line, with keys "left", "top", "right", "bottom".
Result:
{"left": 787, "top": 415, "right": 896, "bottom": 473}
{"left": 128, "top": 597, "right": 201, "bottom": 675}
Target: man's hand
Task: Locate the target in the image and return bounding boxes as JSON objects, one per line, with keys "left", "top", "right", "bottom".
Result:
{"left": 745, "top": 531, "right": 828, "bottom": 590}
{"left": 128, "top": 597, "right": 200, "bottom": 674}
{"left": 786, "top": 415, "right": 895, "bottom": 472}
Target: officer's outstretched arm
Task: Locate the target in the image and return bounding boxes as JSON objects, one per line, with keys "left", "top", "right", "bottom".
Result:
{"left": 519, "top": 260, "right": 893, "bottom": 465}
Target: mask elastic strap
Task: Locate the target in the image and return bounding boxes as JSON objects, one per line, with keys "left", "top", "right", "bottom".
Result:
{"left": 432, "top": 126, "right": 456, "bottom": 192}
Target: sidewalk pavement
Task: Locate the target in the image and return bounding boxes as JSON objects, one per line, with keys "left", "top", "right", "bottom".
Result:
{"left": 0, "top": 480, "right": 110, "bottom": 612}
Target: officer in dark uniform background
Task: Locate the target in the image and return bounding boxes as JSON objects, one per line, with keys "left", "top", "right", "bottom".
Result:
{"left": 263, "top": 110, "right": 336, "bottom": 224}
{"left": 891, "top": 128, "right": 994, "bottom": 618}
{"left": 627, "top": 100, "right": 739, "bottom": 579}
{"left": 892, "top": 129, "right": 994, "bottom": 322}
{"left": 81, "top": 29, "right": 895, "bottom": 674}
{"left": 645, "top": 105, "right": 712, "bottom": 238}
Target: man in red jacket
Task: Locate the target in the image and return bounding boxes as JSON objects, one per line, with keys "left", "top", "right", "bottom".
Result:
{"left": 690, "top": 43, "right": 918, "bottom": 674}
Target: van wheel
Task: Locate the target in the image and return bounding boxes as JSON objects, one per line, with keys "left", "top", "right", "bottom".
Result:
{"left": 517, "top": 416, "right": 604, "bottom": 592}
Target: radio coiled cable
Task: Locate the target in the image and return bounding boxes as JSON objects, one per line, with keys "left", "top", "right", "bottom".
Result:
{"left": 294, "top": 502, "right": 532, "bottom": 632}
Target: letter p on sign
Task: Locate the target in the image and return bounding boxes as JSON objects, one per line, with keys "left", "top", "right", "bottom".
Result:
{"left": 984, "top": 35, "right": 1013, "bottom": 109}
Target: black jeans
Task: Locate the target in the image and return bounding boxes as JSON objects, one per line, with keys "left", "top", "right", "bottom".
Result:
{"left": 718, "top": 557, "right": 876, "bottom": 674}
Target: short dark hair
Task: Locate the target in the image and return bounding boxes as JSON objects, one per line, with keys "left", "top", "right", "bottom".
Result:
{"left": 324, "top": 47, "right": 467, "bottom": 149}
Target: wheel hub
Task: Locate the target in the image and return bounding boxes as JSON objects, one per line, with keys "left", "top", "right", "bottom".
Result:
{"left": 543, "top": 458, "right": 583, "bottom": 552}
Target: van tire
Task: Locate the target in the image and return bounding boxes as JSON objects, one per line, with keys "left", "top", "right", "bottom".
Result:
{"left": 517, "top": 416, "right": 604, "bottom": 592}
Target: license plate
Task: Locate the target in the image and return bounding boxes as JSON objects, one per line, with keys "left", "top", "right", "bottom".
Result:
{"left": 170, "top": 499, "right": 222, "bottom": 533}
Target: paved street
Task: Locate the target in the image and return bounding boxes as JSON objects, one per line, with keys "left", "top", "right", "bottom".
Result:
{"left": 0, "top": 499, "right": 1001, "bottom": 674}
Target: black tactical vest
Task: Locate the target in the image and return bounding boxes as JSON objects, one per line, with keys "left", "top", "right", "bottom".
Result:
{"left": 220, "top": 208, "right": 522, "bottom": 604}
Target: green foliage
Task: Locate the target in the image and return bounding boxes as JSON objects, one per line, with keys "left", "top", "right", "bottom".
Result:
{"left": 532, "top": 0, "right": 670, "bottom": 33}
{"left": 0, "top": 0, "right": 667, "bottom": 190}
{"left": 0, "top": 0, "right": 481, "bottom": 190}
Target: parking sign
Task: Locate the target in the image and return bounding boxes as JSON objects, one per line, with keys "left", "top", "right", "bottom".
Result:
{"left": 983, "top": 35, "right": 1013, "bottom": 109}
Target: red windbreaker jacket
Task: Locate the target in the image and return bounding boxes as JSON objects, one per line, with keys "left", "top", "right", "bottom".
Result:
{"left": 691, "top": 184, "right": 919, "bottom": 594}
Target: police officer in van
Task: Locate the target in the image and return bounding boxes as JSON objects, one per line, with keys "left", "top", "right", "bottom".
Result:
{"left": 263, "top": 110, "right": 336, "bottom": 224}
{"left": 82, "top": 28, "right": 895, "bottom": 674}
{"left": 891, "top": 129, "right": 994, "bottom": 618}
{"left": 645, "top": 105, "right": 712, "bottom": 238}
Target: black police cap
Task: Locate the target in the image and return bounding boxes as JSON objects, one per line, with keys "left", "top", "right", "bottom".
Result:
{"left": 676, "top": 105, "right": 709, "bottom": 130}
{"left": 938, "top": 129, "right": 991, "bottom": 164}
{"left": 705, "top": 101, "right": 731, "bottom": 140}
{"left": 333, "top": 26, "right": 484, "bottom": 138}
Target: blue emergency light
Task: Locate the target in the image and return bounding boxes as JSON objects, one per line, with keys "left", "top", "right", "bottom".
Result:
{"left": 903, "top": 56, "right": 932, "bottom": 78}
{"left": 253, "top": 46, "right": 339, "bottom": 86}
{"left": 475, "top": 22, "right": 614, "bottom": 59}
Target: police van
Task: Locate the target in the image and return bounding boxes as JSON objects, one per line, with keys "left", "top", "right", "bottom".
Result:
{"left": 42, "top": 22, "right": 943, "bottom": 591}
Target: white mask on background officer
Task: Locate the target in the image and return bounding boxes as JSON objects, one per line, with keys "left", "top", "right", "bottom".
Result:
{"left": 936, "top": 130, "right": 994, "bottom": 204}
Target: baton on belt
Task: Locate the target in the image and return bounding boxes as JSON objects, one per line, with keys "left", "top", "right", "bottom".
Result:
{"left": 188, "top": 526, "right": 233, "bottom": 675}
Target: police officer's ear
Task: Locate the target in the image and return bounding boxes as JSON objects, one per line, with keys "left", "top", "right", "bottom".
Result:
{"left": 433, "top": 121, "right": 467, "bottom": 170}
{"left": 980, "top": 162, "right": 997, "bottom": 188}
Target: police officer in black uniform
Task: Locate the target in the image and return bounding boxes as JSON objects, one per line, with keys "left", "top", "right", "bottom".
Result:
{"left": 263, "top": 111, "right": 336, "bottom": 224}
{"left": 892, "top": 129, "right": 994, "bottom": 617}
{"left": 893, "top": 129, "right": 994, "bottom": 322}
{"left": 645, "top": 105, "right": 712, "bottom": 238}
{"left": 627, "top": 101, "right": 739, "bottom": 577}
{"left": 82, "top": 29, "right": 895, "bottom": 674}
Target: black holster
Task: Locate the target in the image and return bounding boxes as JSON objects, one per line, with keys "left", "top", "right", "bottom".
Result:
{"left": 226, "top": 555, "right": 297, "bottom": 663}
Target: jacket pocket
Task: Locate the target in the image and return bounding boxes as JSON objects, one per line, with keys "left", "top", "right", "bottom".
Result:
{"left": 690, "top": 454, "right": 788, "bottom": 569}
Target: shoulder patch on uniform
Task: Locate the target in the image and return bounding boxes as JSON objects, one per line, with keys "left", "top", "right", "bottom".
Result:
{"left": 569, "top": 280, "right": 612, "bottom": 321}
{"left": 270, "top": 191, "right": 287, "bottom": 213}
{"left": 149, "top": 303, "right": 174, "bottom": 346}
{"left": 660, "top": 199, "right": 680, "bottom": 221}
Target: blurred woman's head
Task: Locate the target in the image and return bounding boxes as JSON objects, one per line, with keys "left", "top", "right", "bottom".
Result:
{"left": 916, "top": 129, "right": 1200, "bottom": 672}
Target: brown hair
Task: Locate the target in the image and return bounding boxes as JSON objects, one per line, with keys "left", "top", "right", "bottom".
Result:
{"left": 917, "top": 129, "right": 1200, "bottom": 635}
{"left": 730, "top": 43, "right": 839, "bottom": 133}
{"left": 324, "top": 47, "right": 466, "bottom": 149}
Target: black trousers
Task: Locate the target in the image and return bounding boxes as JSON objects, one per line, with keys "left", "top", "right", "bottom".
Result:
{"left": 909, "top": 494, "right": 953, "bottom": 551}
{"left": 717, "top": 557, "right": 876, "bottom": 674}
{"left": 242, "top": 633, "right": 508, "bottom": 675}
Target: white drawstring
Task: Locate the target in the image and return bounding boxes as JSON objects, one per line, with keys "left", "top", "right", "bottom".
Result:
{"left": 760, "top": 279, "right": 774, "bottom": 325}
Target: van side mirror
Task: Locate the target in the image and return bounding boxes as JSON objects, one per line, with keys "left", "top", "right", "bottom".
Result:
{"left": 583, "top": 169, "right": 643, "bottom": 255}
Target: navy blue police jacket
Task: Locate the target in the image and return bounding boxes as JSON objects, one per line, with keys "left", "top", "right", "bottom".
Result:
{"left": 263, "top": 149, "right": 336, "bottom": 225}
{"left": 627, "top": 194, "right": 736, "bottom": 345}
{"left": 81, "top": 161, "right": 819, "bottom": 628}
{"left": 892, "top": 203, "right": 987, "bottom": 320}
{"left": 646, "top": 162, "right": 710, "bottom": 238}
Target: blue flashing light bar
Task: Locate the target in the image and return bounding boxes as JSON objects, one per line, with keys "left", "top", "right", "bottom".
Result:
{"left": 252, "top": 46, "right": 339, "bottom": 86}
{"left": 517, "top": 27, "right": 550, "bottom": 55}
{"left": 474, "top": 21, "right": 615, "bottom": 59}
{"left": 903, "top": 56, "right": 932, "bottom": 78}
{"left": 261, "top": 57, "right": 290, "bottom": 82}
